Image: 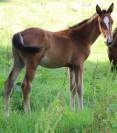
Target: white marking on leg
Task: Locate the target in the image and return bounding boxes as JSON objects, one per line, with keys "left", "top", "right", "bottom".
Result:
{"left": 78, "top": 91, "right": 83, "bottom": 112}
{"left": 70, "top": 92, "right": 75, "bottom": 111}
{"left": 77, "top": 74, "right": 83, "bottom": 112}
{"left": 24, "top": 98, "right": 31, "bottom": 113}
{"left": 4, "top": 97, "right": 10, "bottom": 117}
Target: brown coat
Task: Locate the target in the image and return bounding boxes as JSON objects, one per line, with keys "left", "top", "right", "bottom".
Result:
{"left": 108, "top": 27, "right": 117, "bottom": 70}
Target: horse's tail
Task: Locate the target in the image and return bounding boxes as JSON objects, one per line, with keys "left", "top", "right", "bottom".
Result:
{"left": 12, "top": 33, "right": 41, "bottom": 53}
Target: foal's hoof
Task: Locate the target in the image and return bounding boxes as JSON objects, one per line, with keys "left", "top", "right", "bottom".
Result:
{"left": 24, "top": 106, "right": 31, "bottom": 114}
{"left": 78, "top": 107, "right": 83, "bottom": 112}
{"left": 4, "top": 110, "right": 10, "bottom": 117}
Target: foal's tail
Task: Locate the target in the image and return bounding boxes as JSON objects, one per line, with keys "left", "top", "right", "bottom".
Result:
{"left": 12, "top": 33, "right": 41, "bottom": 53}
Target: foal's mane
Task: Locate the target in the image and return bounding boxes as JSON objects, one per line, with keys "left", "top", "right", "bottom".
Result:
{"left": 69, "top": 13, "right": 97, "bottom": 30}
{"left": 69, "top": 19, "right": 89, "bottom": 29}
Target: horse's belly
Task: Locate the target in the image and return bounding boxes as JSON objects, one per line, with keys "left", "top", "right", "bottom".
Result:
{"left": 40, "top": 55, "right": 67, "bottom": 68}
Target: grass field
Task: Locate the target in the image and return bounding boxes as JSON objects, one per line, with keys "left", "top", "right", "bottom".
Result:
{"left": 0, "top": 0, "right": 117, "bottom": 132}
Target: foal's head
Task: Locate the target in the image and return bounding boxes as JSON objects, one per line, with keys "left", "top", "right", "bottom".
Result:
{"left": 96, "top": 3, "right": 114, "bottom": 46}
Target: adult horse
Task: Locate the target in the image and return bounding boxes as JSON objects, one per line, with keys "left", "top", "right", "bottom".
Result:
{"left": 4, "top": 3, "right": 114, "bottom": 115}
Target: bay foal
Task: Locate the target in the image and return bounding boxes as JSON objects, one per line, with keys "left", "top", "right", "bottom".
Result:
{"left": 4, "top": 4, "right": 114, "bottom": 115}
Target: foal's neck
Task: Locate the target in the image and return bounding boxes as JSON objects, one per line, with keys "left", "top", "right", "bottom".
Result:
{"left": 69, "top": 14, "right": 100, "bottom": 45}
{"left": 86, "top": 15, "right": 100, "bottom": 44}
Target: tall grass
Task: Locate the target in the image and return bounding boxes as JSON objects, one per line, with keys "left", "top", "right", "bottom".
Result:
{"left": 0, "top": 0, "right": 117, "bottom": 132}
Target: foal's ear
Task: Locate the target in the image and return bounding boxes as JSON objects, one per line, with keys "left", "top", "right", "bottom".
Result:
{"left": 96, "top": 4, "right": 102, "bottom": 15}
{"left": 107, "top": 3, "right": 114, "bottom": 13}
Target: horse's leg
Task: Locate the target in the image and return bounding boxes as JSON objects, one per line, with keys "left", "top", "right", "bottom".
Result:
{"left": 111, "top": 60, "right": 117, "bottom": 71}
{"left": 22, "top": 65, "right": 37, "bottom": 113}
{"left": 108, "top": 56, "right": 117, "bottom": 71}
{"left": 74, "top": 65, "right": 84, "bottom": 112}
{"left": 68, "top": 67, "right": 76, "bottom": 111}
{"left": 4, "top": 59, "right": 24, "bottom": 116}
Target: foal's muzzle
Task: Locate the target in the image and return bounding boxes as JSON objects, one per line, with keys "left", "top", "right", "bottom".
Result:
{"left": 106, "top": 42, "right": 113, "bottom": 47}
{"left": 105, "top": 35, "right": 113, "bottom": 47}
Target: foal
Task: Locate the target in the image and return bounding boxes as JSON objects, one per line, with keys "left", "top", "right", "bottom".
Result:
{"left": 4, "top": 4, "right": 114, "bottom": 115}
{"left": 107, "top": 27, "right": 117, "bottom": 70}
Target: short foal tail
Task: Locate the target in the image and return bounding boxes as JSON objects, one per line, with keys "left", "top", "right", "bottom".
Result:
{"left": 12, "top": 33, "right": 41, "bottom": 53}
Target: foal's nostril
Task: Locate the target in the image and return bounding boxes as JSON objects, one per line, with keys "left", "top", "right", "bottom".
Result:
{"left": 106, "top": 41, "right": 113, "bottom": 47}
{"left": 108, "top": 42, "right": 112, "bottom": 45}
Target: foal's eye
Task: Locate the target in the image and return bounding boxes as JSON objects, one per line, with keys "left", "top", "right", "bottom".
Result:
{"left": 100, "top": 22, "right": 104, "bottom": 26}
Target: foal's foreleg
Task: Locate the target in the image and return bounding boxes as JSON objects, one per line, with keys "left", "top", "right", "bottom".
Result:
{"left": 4, "top": 63, "right": 23, "bottom": 116}
{"left": 75, "top": 65, "right": 84, "bottom": 111}
{"left": 22, "top": 66, "right": 36, "bottom": 113}
{"left": 69, "top": 67, "right": 76, "bottom": 111}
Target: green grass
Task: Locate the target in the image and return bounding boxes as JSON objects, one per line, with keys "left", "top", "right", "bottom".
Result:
{"left": 0, "top": 0, "right": 117, "bottom": 133}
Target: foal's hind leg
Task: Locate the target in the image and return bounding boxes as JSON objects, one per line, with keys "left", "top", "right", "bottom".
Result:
{"left": 22, "top": 65, "right": 37, "bottom": 113}
{"left": 69, "top": 67, "right": 76, "bottom": 111}
{"left": 4, "top": 60, "right": 24, "bottom": 116}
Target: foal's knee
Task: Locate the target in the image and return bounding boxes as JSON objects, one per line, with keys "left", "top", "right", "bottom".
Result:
{"left": 70, "top": 85, "right": 76, "bottom": 96}
{"left": 77, "top": 86, "right": 83, "bottom": 97}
